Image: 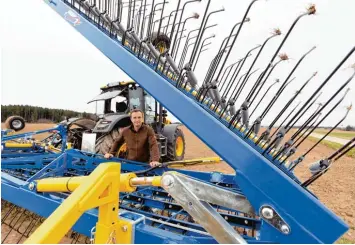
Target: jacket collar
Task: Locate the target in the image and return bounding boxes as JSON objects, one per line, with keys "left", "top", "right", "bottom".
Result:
{"left": 130, "top": 123, "right": 145, "bottom": 133}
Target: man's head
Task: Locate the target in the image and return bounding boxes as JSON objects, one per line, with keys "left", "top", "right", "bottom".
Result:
{"left": 130, "top": 109, "right": 144, "bottom": 128}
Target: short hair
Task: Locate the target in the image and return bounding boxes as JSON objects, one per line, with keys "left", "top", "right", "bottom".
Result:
{"left": 130, "top": 108, "right": 144, "bottom": 117}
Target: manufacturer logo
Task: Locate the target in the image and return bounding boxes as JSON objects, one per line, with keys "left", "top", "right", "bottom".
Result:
{"left": 64, "top": 10, "right": 81, "bottom": 26}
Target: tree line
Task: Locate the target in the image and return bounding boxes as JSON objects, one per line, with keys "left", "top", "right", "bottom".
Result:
{"left": 1, "top": 105, "right": 93, "bottom": 123}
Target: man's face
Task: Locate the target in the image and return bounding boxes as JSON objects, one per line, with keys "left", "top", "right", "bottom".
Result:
{"left": 131, "top": 111, "right": 144, "bottom": 128}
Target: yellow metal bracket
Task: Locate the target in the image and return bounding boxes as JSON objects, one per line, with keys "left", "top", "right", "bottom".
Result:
{"left": 25, "top": 162, "right": 138, "bottom": 244}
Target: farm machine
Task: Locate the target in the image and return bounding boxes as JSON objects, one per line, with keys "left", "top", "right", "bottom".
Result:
{"left": 1, "top": 0, "right": 355, "bottom": 244}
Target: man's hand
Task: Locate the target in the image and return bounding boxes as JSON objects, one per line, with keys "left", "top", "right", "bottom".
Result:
{"left": 150, "top": 161, "right": 161, "bottom": 167}
{"left": 104, "top": 153, "right": 114, "bottom": 159}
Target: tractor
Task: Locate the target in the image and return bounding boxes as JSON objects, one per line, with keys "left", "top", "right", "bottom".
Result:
{"left": 70, "top": 81, "right": 186, "bottom": 162}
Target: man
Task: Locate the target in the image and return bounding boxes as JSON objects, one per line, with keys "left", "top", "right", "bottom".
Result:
{"left": 104, "top": 109, "right": 160, "bottom": 167}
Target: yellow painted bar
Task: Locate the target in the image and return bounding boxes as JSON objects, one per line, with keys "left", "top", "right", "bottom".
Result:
{"left": 4, "top": 142, "right": 33, "bottom": 148}
{"left": 25, "top": 162, "right": 127, "bottom": 244}
{"left": 36, "top": 173, "right": 137, "bottom": 193}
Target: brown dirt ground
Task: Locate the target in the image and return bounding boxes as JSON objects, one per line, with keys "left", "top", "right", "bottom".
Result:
{"left": 1, "top": 124, "right": 354, "bottom": 243}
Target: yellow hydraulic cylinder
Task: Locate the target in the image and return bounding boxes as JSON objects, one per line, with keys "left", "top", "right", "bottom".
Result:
{"left": 4, "top": 142, "right": 33, "bottom": 148}
{"left": 36, "top": 173, "right": 138, "bottom": 193}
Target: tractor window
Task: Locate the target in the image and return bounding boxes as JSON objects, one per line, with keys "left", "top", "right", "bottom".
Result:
{"left": 144, "top": 94, "right": 155, "bottom": 124}
{"left": 110, "top": 96, "right": 128, "bottom": 113}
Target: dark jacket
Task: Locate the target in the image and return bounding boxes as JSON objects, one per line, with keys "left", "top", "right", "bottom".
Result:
{"left": 109, "top": 124, "right": 160, "bottom": 163}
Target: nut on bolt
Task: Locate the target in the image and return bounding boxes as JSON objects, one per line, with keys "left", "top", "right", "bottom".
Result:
{"left": 261, "top": 207, "right": 274, "bottom": 219}
{"left": 28, "top": 182, "right": 35, "bottom": 191}
{"left": 162, "top": 175, "right": 174, "bottom": 188}
{"left": 280, "top": 224, "right": 290, "bottom": 235}
{"left": 121, "top": 225, "right": 128, "bottom": 232}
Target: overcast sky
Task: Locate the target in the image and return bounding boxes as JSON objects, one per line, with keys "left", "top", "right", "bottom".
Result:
{"left": 1, "top": 0, "right": 354, "bottom": 127}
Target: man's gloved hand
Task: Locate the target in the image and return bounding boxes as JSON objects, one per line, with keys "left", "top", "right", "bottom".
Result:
{"left": 149, "top": 161, "right": 161, "bottom": 167}
{"left": 104, "top": 153, "right": 114, "bottom": 159}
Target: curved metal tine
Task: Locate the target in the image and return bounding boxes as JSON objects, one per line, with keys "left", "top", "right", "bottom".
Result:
{"left": 188, "top": 0, "right": 213, "bottom": 64}
{"left": 2, "top": 207, "right": 26, "bottom": 243}
{"left": 268, "top": 72, "right": 318, "bottom": 130}
{"left": 192, "top": 34, "right": 215, "bottom": 71}
{"left": 267, "top": 101, "right": 301, "bottom": 140}
{"left": 164, "top": 8, "right": 182, "bottom": 35}
{"left": 172, "top": 13, "right": 200, "bottom": 60}
{"left": 290, "top": 70, "right": 355, "bottom": 142}
{"left": 203, "top": 34, "right": 236, "bottom": 86}
{"left": 2, "top": 203, "right": 16, "bottom": 223}
{"left": 254, "top": 79, "right": 300, "bottom": 146}
{"left": 156, "top": 0, "right": 168, "bottom": 37}
{"left": 240, "top": 30, "right": 282, "bottom": 98}
{"left": 293, "top": 89, "right": 351, "bottom": 150}
{"left": 301, "top": 106, "right": 351, "bottom": 159}
{"left": 178, "top": 28, "right": 200, "bottom": 68}
{"left": 284, "top": 46, "right": 355, "bottom": 132}
{"left": 214, "top": 0, "right": 259, "bottom": 82}
{"left": 300, "top": 135, "right": 355, "bottom": 187}
{"left": 275, "top": 87, "right": 352, "bottom": 161}
{"left": 168, "top": 0, "right": 183, "bottom": 42}
{"left": 252, "top": 6, "right": 316, "bottom": 98}
{"left": 247, "top": 56, "right": 286, "bottom": 108}
{"left": 259, "top": 78, "right": 298, "bottom": 153}
{"left": 189, "top": 7, "right": 224, "bottom": 65}
{"left": 249, "top": 79, "right": 280, "bottom": 118}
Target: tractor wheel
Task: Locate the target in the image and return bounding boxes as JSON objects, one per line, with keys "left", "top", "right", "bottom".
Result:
{"left": 151, "top": 32, "right": 171, "bottom": 53}
{"left": 95, "top": 128, "right": 127, "bottom": 158}
{"left": 4, "top": 116, "right": 26, "bottom": 131}
{"left": 166, "top": 127, "right": 185, "bottom": 161}
{"left": 67, "top": 118, "right": 96, "bottom": 149}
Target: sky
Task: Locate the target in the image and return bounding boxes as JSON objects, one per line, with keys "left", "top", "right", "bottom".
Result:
{"left": 1, "top": 0, "right": 355, "bottom": 127}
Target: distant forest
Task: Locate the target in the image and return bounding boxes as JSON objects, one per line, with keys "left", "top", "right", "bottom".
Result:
{"left": 1, "top": 105, "right": 93, "bottom": 123}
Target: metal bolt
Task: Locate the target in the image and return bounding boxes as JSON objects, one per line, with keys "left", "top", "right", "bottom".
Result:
{"left": 122, "top": 226, "right": 128, "bottom": 232}
{"left": 261, "top": 207, "right": 274, "bottom": 219}
{"left": 280, "top": 224, "right": 290, "bottom": 235}
{"left": 224, "top": 216, "right": 228, "bottom": 220}
{"left": 28, "top": 182, "right": 35, "bottom": 191}
{"left": 162, "top": 175, "right": 174, "bottom": 188}
{"left": 169, "top": 205, "right": 172, "bottom": 208}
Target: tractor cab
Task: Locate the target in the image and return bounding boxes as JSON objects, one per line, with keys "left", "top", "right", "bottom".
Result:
{"left": 87, "top": 81, "right": 156, "bottom": 124}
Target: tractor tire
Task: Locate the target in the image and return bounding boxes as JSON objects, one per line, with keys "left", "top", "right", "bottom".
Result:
{"left": 95, "top": 128, "right": 127, "bottom": 158}
{"left": 166, "top": 127, "right": 185, "bottom": 161}
{"left": 151, "top": 32, "right": 171, "bottom": 53}
{"left": 67, "top": 118, "right": 97, "bottom": 149}
{"left": 4, "top": 116, "right": 26, "bottom": 131}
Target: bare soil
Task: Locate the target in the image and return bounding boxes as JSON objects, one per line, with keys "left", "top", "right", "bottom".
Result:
{"left": 1, "top": 124, "right": 354, "bottom": 243}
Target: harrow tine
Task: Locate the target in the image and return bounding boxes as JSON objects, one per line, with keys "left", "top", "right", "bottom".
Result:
{"left": 214, "top": 0, "right": 259, "bottom": 82}
{"left": 171, "top": 0, "right": 201, "bottom": 58}
{"left": 239, "top": 29, "right": 282, "bottom": 96}
{"left": 172, "top": 13, "right": 200, "bottom": 60}
{"left": 265, "top": 101, "right": 302, "bottom": 142}
{"left": 268, "top": 72, "right": 318, "bottom": 130}
{"left": 249, "top": 77, "right": 295, "bottom": 138}
{"left": 254, "top": 5, "right": 316, "bottom": 96}
{"left": 249, "top": 79, "right": 279, "bottom": 118}
{"left": 287, "top": 105, "right": 352, "bottom": 168}
{"left": 275, "top": 86, "right": 352, "bottom": 161}
{"left": 156, "top": 0, "right": 168, "bottom": 37}
{"left": 246, "top": 54, "right": 289, "bottom": 108}
{"left": 301, "top": 137, "right": 355, "bottom": 187}
{"left": 193, "top": 35, "right": 215, "bottom": 71}
{"left": 287, "top": 68, "right": 355, "bottom": 145}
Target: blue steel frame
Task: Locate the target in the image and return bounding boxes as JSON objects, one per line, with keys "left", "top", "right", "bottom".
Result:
{"left": 1, "top": 124, "right": 68, "bottom": 153}
{"left": 2, "top": 149, "right": 262, "bottom": 244}
{"left": 1, "top": 0, "right": 348, "bottom": 243}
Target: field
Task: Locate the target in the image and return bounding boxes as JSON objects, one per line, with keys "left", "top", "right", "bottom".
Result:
{"left": 1, "top": 123, "right": 355, "bottom": 243}
{"left": 313, "top": 128, "right": 355, "bottom": 140}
